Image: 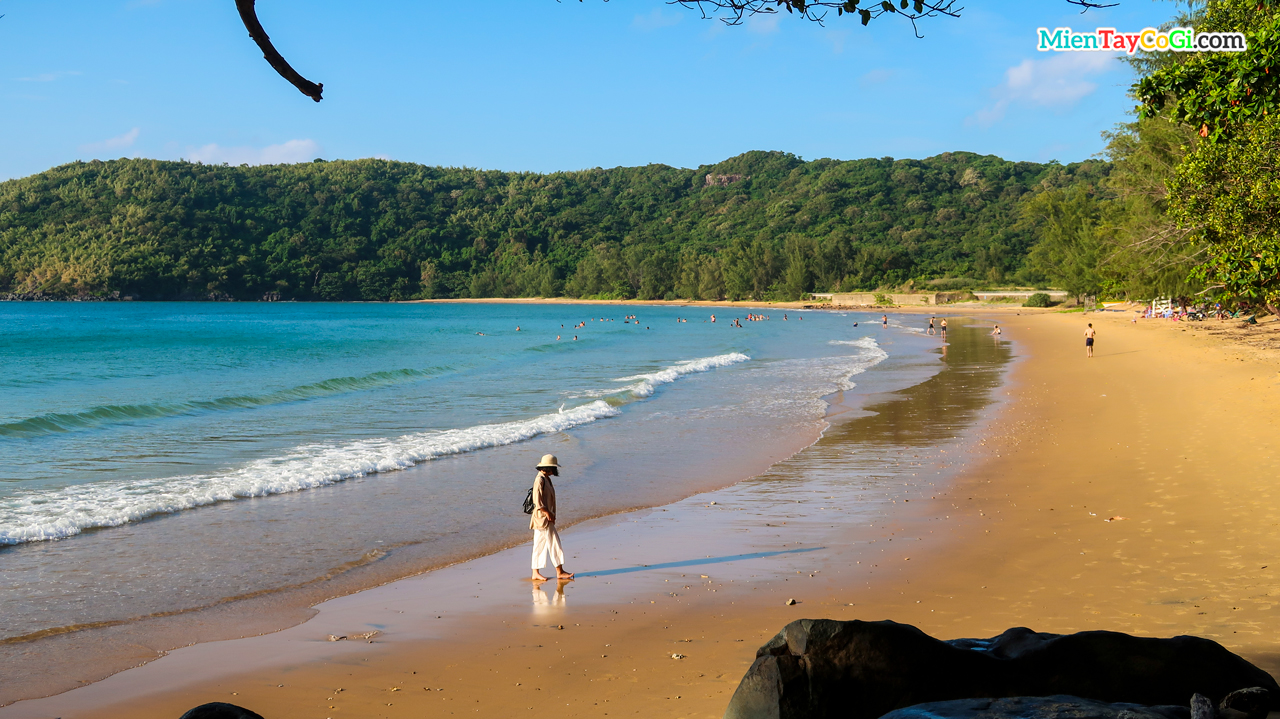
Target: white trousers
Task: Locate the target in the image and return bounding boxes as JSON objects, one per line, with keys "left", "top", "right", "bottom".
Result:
{"left": 531, "top": 526, "right": 565, "bottom": 570}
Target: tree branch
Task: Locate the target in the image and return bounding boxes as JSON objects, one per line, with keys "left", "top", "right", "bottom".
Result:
{"left": 235, "top": 0, "right": 323, "bottom": 102}
{"left": 1065, "top": 0, "right": 1120, "bottom": 12}
{"left": 667, "top": 0, "right": 963, "bottom": 37}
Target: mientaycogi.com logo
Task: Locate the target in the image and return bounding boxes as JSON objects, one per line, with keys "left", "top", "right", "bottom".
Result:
{"left": 1037, "top": 27, "right": 1247, "bottom": 54}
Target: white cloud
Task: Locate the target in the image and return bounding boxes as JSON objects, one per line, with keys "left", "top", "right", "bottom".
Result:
{"left": 183, "top": 139, "right": 321, "bottom": 166}
{"left": 79, "top": 127, "right": 140, "bottom": 154}
{"left": 970, "top": 53, "right": 1120, "bottom": 127}
{"left": 632, "top": 8, "right": 681, "bottom": 31}
{"left": 17, "top": 71, "right": 81, "bottom": 82}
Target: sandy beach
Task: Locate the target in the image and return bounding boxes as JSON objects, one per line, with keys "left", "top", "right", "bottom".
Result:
{"left": 4, "top": 308, "right": 1278, "bottom": 719}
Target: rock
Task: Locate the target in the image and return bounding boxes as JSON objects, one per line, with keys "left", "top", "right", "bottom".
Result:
{"left": 1219, "top": 687, "right": 1272, "bottom": 719}
{"left": 1191, "top": 694, "right": 1215, "bottom": 719}
{"left": 879, "top": 695, "right": 1189, "bottom": 719}
{"left": 787, "top": 599, "right": 797, "bottom": 606}
{"left": 327, "top": 634, "right": 346, "bottom": 642}
{"left": 178, "top": 703, "right": 265, "bottom": 719}
{"left": 723, "top": 620, "right": 1279, "bottom": 719}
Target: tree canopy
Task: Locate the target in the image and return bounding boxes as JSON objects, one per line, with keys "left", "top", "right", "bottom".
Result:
{"left": 0, "top": 151, "right": 1103, "bottom": 301}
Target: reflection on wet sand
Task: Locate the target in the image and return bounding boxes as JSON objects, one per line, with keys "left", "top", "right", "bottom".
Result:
{"left": 532, "top": 581, "right": 568, "bottom": 614}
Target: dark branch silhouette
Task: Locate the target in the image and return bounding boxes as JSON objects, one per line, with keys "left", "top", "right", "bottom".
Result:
{"left": 235, "top": 0, "right": 323, "bottom": 102}
{"left": 1065, "top": 0, "right": 1121, "bottom": 11}
{"left": 668, "top": 0, "right": 963, "bottom": 37}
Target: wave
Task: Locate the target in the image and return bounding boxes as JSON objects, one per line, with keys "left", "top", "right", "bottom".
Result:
{"left": 0, "top": 401, "right": 619, "bottom": 545}
{"left": 0, "top": 368, "right": 448, "bottom": 439}
{"left": 0, "top": 353, "right": 749, "bottom": 545}
{"left": 613, "top": 352, "right": 750, "bottom": 398}
{"left": 828, "top": 337, "right": 889, "bottom": 390}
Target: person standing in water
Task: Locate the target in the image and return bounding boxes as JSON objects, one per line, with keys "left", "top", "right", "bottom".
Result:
{"left": 940, "top": 318, "right": 948, "bottom": 338}
{"left": 881, "top": 314, "right": 888, "bottom": 329}
{"left": 927, "top": 316, "right": 936, "bottom": 335}
{"left": 1084, "top": 323, "right": 1096, "bottom": 358}
{"left": 530, "top": 454, "right": 573, "bottom": 582}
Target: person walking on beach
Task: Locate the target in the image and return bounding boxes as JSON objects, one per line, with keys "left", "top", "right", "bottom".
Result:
{"left": 530, "top": 454, "right": 573, "bottom": 582}
{"left": 1084, "top": 323, "right": 1096, "bottom": 358}
{"left": 927, "top": 316, "right": 936, "bottom": 335}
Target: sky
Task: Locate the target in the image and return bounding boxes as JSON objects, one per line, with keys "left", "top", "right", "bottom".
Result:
{"left": 0, "top": 0, "right": 1179, "bottom": 180}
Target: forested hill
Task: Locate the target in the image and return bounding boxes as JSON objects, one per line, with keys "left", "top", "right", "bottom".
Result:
{"left": 0, "top": 151, "right": 1106, "bottom": 301}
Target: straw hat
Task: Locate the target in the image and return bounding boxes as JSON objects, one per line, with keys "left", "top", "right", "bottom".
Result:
{"left": 536, "top": 454, "right": 560, "bottom": 469}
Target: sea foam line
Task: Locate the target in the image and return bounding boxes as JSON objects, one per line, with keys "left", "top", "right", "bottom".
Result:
{"left": 614, "top": 352, "right": 750, "bottom": 397}
{"left": 0, "top": 353, "right": 748, "bottom": 545}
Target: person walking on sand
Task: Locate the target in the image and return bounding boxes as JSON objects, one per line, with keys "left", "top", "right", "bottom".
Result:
{"left": 530, "top": 454, "right": 573, "bottom": 581}
{"left": 1084, "top": 323, "right": 1096, "bottom": 358}
{"left": 927, "top": 316, "right": 936, "bottom": 335}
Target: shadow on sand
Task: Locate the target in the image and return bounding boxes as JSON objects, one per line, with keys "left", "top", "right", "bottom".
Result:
{"left": 577, "top": 546, "right": 823, "bottom": 578}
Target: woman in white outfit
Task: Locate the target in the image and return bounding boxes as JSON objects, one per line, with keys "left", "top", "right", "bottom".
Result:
{"left": 530, "top": 454, "right": 573, "bottom": 581}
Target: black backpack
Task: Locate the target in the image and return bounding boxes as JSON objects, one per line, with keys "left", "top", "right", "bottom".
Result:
{"left": 523, "top": 486, "right": 535, "bottom": 515}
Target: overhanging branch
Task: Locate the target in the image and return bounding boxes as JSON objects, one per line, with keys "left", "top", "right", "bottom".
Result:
{"left": 235, "top": 0, "right": 323, "bottom": 102}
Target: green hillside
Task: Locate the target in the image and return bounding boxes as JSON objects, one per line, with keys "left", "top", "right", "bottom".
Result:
{"left": 0, "top": 151, "right": 1106, "bottom": 301}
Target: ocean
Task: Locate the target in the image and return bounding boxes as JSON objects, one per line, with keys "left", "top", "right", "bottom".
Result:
{"left": 0, "top": 302, "right": 940, "bottom": 645}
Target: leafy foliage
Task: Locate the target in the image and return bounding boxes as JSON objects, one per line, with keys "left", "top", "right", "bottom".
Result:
{"left": 1023, "top": 292, "right": 1052, "bottom": 307}
{"left": 1168, "top": 112, "right": 1280, "bottom": 310}
{"left": 0, "top": 152, "right": 1102, "bottom": 301}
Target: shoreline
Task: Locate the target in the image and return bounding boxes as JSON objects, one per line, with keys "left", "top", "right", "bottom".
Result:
{"left": 0, "top": 309, "right": 929, "bottom": 707}
{"left": 6, "top": 310, "right": 1279, "bottom": 719}
{"left": 0, "top": 319, "right": 1011, "bottom": 717}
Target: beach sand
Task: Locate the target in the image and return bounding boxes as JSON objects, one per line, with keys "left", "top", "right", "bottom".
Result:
{"left": 4, "top": 309, "right": 1279, "bottom": 719}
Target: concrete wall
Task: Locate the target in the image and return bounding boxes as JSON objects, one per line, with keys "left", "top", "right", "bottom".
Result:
{"left": 826, "top": 293, "right": 940, "bottom": 306}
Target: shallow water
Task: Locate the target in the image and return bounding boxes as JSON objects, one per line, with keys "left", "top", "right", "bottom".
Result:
{"left": 0, "top": 303, "right": 933, "bottom": 642}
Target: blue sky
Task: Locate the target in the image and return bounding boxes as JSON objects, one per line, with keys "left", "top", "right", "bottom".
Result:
{"left": 1, "top": 0, "right": 1177, "bottom": 180}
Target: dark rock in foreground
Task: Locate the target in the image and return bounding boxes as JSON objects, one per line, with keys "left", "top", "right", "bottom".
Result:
{"left": 723, "top": 620, "right": 1279, "bottom": 719}
{"left": 880, "top": 695, "right": 1190, "bottom": 719}
{"left": 178, "top": 703, "right": 264, "bottom": 719}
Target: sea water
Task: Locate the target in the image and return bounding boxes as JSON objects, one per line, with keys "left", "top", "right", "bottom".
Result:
{"left": 0, "top": 302, "right": 937, "bottom": 642}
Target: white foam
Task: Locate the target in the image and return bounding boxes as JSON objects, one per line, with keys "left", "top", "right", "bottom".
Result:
{"left": 0, "top": 352, "right": 753, "bottom": 545}
{"left": 613, "top": 352, "right": 750, "bottom": 398}
{"left": 827, "top": 337, "right": 889, "bottom": 390}
{"left": 0, "top": 401, "right": 618, "bottom": 545}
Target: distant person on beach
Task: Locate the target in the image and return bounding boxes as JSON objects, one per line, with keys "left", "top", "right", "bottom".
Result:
{"left": 530, "top": 454, "right": 573, "bottom": 582}
{"left": 940, "top": 318, "right": 947, "bottom": 337}
{"left": 991, "top": 324, "right": 1001, "bottom": 337}
{"left": 928, "top": 317, "right": 936, "bottom": 335}
{"left": 1085, "top": 323, "right": 1096, "bottom": 358}
{"left": 882, "top": 315, "right": 888, "bottom": 329}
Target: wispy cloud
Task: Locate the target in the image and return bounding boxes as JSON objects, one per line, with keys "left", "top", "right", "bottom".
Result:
{"left": 859, "top": 68, "right": 896, "bottom": 87}
{"left": 970, "top": 53, "right": 1120, "bottom": 127}
{"left": 825, "top": 29, "right": 850, "bottom": 54}
{"left": 17, "top": 70, "right": 81, "bottom": 83}
{"left": 183, "top": 139, "right": 321, "bottom": 166}
{"left": 633, "top": 8, "right": 681, "bottom": 31}
{"left": 79, "top": 127, "right": 140, "bottom": 154}
{"left": 746, "top": 13, "right": 781, "bottom": 34}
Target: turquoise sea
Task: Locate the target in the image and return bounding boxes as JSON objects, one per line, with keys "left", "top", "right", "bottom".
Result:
{"left": 0, "top": 302, "right": 936, "bottom": 642}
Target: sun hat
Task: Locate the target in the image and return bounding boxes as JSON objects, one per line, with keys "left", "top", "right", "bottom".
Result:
{"left": 536, "top": 454, "right": 560, "bottom": 469}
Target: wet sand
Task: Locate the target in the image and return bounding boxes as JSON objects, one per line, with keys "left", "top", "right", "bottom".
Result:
{"left": 5, "top": 310, "right": 1280, "bottom": 718}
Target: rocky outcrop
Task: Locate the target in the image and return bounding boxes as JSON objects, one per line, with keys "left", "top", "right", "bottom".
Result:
{"left": 879, "top": 695, "right": 1190, "bottom": 719}
{"left": 723, "top": 620, "right": 1279, "bottom": 719}
{"left": 178, "top": 703, "right": 264, "bottom": 719}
